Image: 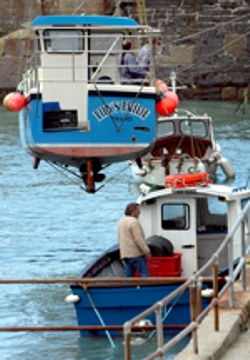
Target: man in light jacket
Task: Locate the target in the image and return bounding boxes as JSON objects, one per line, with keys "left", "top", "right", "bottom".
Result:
{"left": 117, "top": 202, "right": 151, "bottom": 277}
{"left": 137, "top": 37, "right": 158, "bottom": 71}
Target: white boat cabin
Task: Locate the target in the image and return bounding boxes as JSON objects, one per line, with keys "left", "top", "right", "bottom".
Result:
{"left": 139, "top": 184, "right": 250, "bottom": 277}
{"left": 21, "top": 15, "right": 157, "bottom": 129}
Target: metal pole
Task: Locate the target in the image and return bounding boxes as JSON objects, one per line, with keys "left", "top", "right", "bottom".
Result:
{"left": 213, "top": 259, "right": 219, "bottom": 331}
{"left": 241, "top": 220, "right": 246, "bottom": 290}
{"left": 124, "top": 322, "right": 131, "bottom": 360}
{"left": 228, "top": 236, "right": 234, "bottom": 307}
{"left": 156, "top": 303, "right": 164, "bottom": 360}
{"left": 190, "top": 280, "right": 198, "bottom": 354}
{"left": 197, "top": 277, "right": 202, "bottom": 315}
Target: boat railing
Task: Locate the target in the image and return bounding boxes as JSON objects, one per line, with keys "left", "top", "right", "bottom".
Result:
{"left": 123, "top": 199, "right": 250, "bottom": 360}
{"left": 19, "top": 28, "right": 158, "bottom": 93}
{"left": 0, "top": 202, "right": 249, "bottom": 355}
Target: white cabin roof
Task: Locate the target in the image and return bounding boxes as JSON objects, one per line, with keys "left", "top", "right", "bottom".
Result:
{"left": 138, "top": 183, "right": 250, "bottom": 204}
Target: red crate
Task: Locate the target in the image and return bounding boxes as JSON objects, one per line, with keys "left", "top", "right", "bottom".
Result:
{"left": 135, "top": 253, "right": 182, "bottom": 277}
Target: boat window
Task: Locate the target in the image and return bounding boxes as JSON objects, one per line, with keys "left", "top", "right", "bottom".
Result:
{"left": 241, "top": 198, "right": 250, "bottom": 210}
{"left": 43, "top": 29, "right": 84, "bottom": 53}
{"left": 162, "top": 204, "right": 189, "bottom": 230}
{"left": 196, "top": 197, "right": 227, "bottom": 233}
{"left": 208, "top": 197, "right": 227, "bottom": 215}
{"left": 180, "top": 120, "right": 207, "bottom": 138}
{"left": 90, "top": 33, "right": 122, "bottom": 54}
{"left": 157, "top": 121, "right": 175, "bottom": 138}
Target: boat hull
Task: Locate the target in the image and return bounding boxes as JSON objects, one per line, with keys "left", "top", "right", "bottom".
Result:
{"left": 19, "top": 89, "right": 157, "bottom": 168}
{"left": 70, "top": 282, "right": 210, "bottom": 336}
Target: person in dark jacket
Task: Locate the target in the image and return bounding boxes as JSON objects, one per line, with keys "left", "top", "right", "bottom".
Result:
{"left": 117, "top": 40, "right": 147, "bottom": 85}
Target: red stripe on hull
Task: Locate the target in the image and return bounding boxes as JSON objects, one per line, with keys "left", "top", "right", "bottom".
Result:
{"left": 38, "top": 146, "right": 148, "bottom": 157}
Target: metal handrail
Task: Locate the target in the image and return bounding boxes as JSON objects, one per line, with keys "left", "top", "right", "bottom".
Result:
{"left": 123, "top": 200, "right": 250, "bottom": 359}
{"left": 18, "top": 28, "right": 158, "bottom": 94}
{"left": 0, "top": 203, "right": 248, "bottom": 358}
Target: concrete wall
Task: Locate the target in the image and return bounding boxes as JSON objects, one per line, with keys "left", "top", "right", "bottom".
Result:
{"left": 0, "top": 0, "right": 249, "bottom": 101}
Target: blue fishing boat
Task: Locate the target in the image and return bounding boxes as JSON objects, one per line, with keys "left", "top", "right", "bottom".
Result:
{"left": 66, "top": 178, "right": 250, "bottom": 336}
{"left": 6, "top": 14, "right": 158, "bottom": 192}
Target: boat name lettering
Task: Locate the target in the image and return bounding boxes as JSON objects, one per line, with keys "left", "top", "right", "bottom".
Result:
{"left": 174, "top": 189, "right": 197, "bottom": 194}
{"left": 93, "top": 101, "right": 150, "bottom": 121}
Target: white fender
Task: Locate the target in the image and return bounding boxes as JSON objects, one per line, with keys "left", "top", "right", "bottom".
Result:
{"left": 201, "top": 288, "right": 214, "bottom": 297}
{"left": 134, "top": 167, "right": 147, "bottom": 176}
{"left": 65, "top": 294, "right": 80, "bottom": 303}
{"left": 215, "top": 142, "right": 221, "bottom": 153}
{"left": 219, "top": 157, "right": 235, "bottom": 178}
{"left": 196, "top": 160, "right": 206, "bottom": 173}
{"left": 139, "top": 183, "right": 151, "bottom": 195}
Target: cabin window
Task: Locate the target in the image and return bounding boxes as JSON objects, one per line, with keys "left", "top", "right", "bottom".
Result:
{"left": 43, "top": 29, "right": 84, "bottom": 53}
{"left": 180, "top": 120, "right": 207, "bottom": 138}
{"left": 90, "top": 33, "right": 122, "bottom": 54}
{"left": 241, "top": 198, "right": 250, "bottom": 210}
{"left": 162, "top": 204, "right": 189, "bottom": 230}
{"left": 157, "top": 121, "right": 175, "bottom": 138}
{"left": 90, "top": 33, "right": 122, "bottom": 81}
{"left": 196, "top": 197, "right": 227, "bottom": 233}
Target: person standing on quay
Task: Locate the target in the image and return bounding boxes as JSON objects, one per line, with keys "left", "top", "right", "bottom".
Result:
{"left": 117, "top": 202, "right": 151, "bottom": 277}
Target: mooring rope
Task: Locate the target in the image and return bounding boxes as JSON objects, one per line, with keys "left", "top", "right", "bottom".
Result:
{"left": 148, "top": 288, "right": 187, "bottom": 342}
{"left": 83, "top": 284, "right": 117, "bottom": 349}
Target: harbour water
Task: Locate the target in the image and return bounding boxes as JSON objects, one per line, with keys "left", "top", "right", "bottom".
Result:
{"left": 0, "top": 101, "right": 249, "bottom": 359}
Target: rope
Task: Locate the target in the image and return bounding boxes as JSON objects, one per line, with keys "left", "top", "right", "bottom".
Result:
{"left": 71, "top": 1, "right": 95, "bottom": 15}
{"left": 93, "top": 82, "right": 120, "bottom": 131}
{"left": 145, "top": 289, "right": 186, "bottom": 342}
{"left": 45, "top": 160, "right": 130, "bottom": 194}
{"left": 180, "top": 30, "right": 250, "bottom": 75}
{"left": 173, "top": 13, "right": 250, "bottom": 44}
{"left": 160, "top": 16, "right": 250, "bottom": 92}
{"left": 116, "top": 75, "right": 151, "bottom": 132}
{"left": 45, "top": 160, "right": 83, "bottom": 185}
{"left": 45, "top": 160, "right": 96, "bottom": 193}
{"left": 83, "top": 285, "right": 117, "bottom": 349}
{"left": 103, "top": 163, "right": 130, "bottom": 185}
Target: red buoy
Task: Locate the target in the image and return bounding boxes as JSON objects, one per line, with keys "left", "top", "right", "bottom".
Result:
{"left": 156, "top": 90, "right": 179, "bottom": 116}
{"left": 3, "top": 92, "right": 26, "bottom": 111}
{"left": 3, "top": 93, "right": 14, "bottom": 111}
{"left": 154, "top": 79, "right": 168, "bottom": 94}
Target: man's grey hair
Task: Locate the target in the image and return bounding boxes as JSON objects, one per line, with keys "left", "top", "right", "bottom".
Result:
{"left": 125, "top": 202, "right": 139, "bottom": 215}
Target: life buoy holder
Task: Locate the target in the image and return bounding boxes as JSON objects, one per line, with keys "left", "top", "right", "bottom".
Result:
{"left": 166, "top": 172, "right": 211, "bottom": 188}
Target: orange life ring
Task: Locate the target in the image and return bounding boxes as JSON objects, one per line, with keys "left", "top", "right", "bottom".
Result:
{"left": 166, "top": 172, "right": 211, "bottom": 188}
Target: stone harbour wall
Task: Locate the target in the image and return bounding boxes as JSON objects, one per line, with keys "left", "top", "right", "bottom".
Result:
{"left": 0, "top": 0, "right": 249, "bottom": 101}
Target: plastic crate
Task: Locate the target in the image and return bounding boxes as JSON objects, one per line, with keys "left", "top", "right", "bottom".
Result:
{"left": 135, "top": 253, "right": 182, "bottom": 277}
